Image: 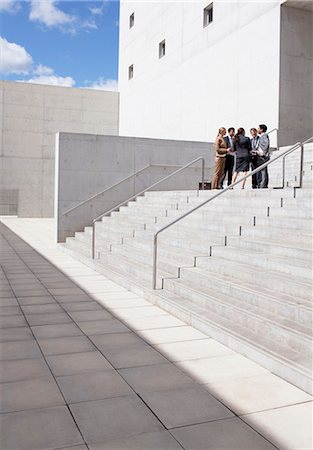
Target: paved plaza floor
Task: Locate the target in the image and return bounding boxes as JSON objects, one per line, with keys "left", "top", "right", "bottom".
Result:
{"left": 0, "top": 218, "right": 312, "bottom": 450}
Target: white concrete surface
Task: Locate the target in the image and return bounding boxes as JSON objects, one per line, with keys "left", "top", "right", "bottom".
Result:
{"left": 118, "top": 1, "right": 281, "bottom": 143}
{"left": 0, "top": 216, "right": 312, "bottom": 450}
{"left": 118, "top": 1, "right": 312, "bottom": 146}
{"left": 56, "top": 132, "right": 213, "bottom": 242}
{"left": 0, "top": 81, "right": 119, "bottom": 218}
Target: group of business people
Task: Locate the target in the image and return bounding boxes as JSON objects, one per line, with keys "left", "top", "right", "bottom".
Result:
{"left": 212, "top": 124, "right": 270, "bottom": 190}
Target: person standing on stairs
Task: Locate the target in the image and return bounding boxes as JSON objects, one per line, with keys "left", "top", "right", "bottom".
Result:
{"left": 257, "top": 124, "right": 270, "bottom": 188}
{"left": 220, "top": 127, "right": 235, "bottom": 188}
{"left": 212, "top": 127, "right": 231, "bottom": 190}
{"left": 231, "top": 128, "right": 252, "bottom": 189}
{"left": 250, "top": 127, "right": 260, "bottom": 189}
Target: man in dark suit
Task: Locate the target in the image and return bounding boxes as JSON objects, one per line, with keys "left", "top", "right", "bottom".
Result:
{"left": 220, "top": 127, "right": 235, "bottom": 187}
{"left": 257, "top": 124, "right": 270, "bottom": 188}
{"left": 250, "top": 127, "right": 260, "bottom": 189}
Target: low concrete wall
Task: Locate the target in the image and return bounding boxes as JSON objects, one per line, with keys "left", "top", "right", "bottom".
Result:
{"left": 0, "top": 81, "right": 119, "bottom": 217}
{"left": 56, "top": 133, "right": 214, "bottom": 242}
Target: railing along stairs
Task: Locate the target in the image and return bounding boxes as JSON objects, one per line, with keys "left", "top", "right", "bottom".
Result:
{"left": 152, "top": 136, "right": 313, "bottom": 289}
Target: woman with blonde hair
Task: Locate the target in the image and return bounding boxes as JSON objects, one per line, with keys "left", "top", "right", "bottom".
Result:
{"left": 212, "top": 127, "right": 230, "bottom": 189}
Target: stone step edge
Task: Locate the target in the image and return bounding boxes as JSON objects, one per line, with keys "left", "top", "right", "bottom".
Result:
{"left": 58, "top": 243, "right": 312, "bottom": 395}
{"left": 66, "top": 235, "right": 312, "bottom": 306}
{"left": 162, "top": 276, "right": 312, "bottom": 340}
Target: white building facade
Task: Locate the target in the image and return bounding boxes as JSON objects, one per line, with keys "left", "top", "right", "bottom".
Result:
{"left": 118, "top": 1, "right": 313, "bottom": 146}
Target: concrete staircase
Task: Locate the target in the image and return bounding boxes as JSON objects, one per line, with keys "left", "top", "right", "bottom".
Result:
{"left": 61, "top": 143, "right": 313, "bottom": 394}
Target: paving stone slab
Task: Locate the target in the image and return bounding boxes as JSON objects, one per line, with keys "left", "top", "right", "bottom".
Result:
{"left": 43, "top": 281, "right": 79, "bottom": 289}
{"left": 104, "top": 343, "right": 168, "bottom": 369}
{"left": 17, "top": 295, "right": 56, "bottom": 305}
{"left": 140, "top": 385, "right": 234, "bottom": 428}
{"left": 119, "top": 363, "right": 196, "bottom": 393}
{"left": 69, "top": 395, "right": 164, "bottom": 444}
{"left": 47, "top": 351, "right": 114, "bottom": 376}
{"left": 0, "top": 315, "right": 27, "bottom": 328}
{"left": 127, "top": 325, "right": 209, "bottom": 345}
{"left": 155, "top": 339, "right": 234, "bottom": 362}
{"left": 78, "top": 319, "right": 130, "bottom": 336}
{"left": 0, "top": 297, "right": 19, "bottom": 306}
{"left": 171, "top": 417, "right": 276, "bottom": 449}
{"left": 56, "top": 370, "right": 133, "bottom": 404}
{"left": 242, "top": 402, "right": 313, "bottom": 450}
{"left": 11, "top": 288, "right": 51, "bottom": 297}
{"left": 91, "top": 332, "right": 149, "bottom": 352}
{"left": 55, "top": 294, "right": 93, "bottom": 303}
{"left": 31, "top": 323, "right": 84, "bottom": 339}
{"left": 0, "top": 291, "right": 14, "bottom": 298}
{"left": 207, "top": 373, "right": 313, "bottom": 415}
{"left": 38, "top": 335, "right": 96, "bottom": 356}
{"left": 122, "top": 315, "right": 185, "bottom": 331}
{"left": 89, "top": 430, "right": 183, "bottom": 449}
{"left": 25, "top": 312, "right": 72, "bottom": 326}
{"left": 62, "top": 301, "right": 104, "bottom": 312}
{"left": 0, "top": 405, "right": 83, "bottom": 450}
{"left": 0, "top": 376, "right": 65, "bottom": 413}
{"left": 68, "top": 310, "right": 113, "bottom": 322}
{"left": 57, "top": 446, "right": 88, "bottom": 450}
{"left": 177, "top": 354, "right": 268, "bottom": 385}
{"left": 0, "top": 306, "right": 22, "bottom": 316}
{"left": 49, "top": 287, "right": 87, "bottom": 296}
{"left": 0, "top": 326, "right": 34, "bottom": 342}
{"left": 0, "top": 340, "right": 42, "bottom": 360}
{"left": 0, "top": 358, "right": 51, "bottom": 383}
{"left": 21, "top": 303, "right": 64, "bottom": 314}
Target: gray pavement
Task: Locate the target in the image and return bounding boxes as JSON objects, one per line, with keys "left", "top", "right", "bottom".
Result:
{"left": 0, "top": 223, "right": 292, "bottom": 449}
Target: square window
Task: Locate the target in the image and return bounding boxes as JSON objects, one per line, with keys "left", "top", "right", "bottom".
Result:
{"left": 129, "top": 12, "right": 135, "bottom": 28}
{"left": 128, "top": 65, "right": 134, "bottom": 80}
{"left": 159, "top": 40, "right": 166, "bottom": 59}
{"left": 203, "top": 3, "right": 213, "bottom": 27}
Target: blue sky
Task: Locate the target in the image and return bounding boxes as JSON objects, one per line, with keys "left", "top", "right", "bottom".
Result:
{"left": 0, "top": 0, "right": 120, "bottom": 90}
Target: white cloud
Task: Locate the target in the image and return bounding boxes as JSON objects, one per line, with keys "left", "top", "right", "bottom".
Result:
{"left": 33, "top": 64, "right": 54, "bottom": 76}
{"left": 89, "top": 5, "right": 103, "bottom": 16}
{"left": 0, "top": 0, "right": 21, "bottom": 14}
{"left": 81, "top": 18, "right": 97, "bottom": 30}
{"left": 0, "top": 37, "right": 33, "bottom": 74}
{"left": 29, "top": 0, "right": 75, "bottom": 28}
{"left": 88, "top": 78, "right": 118, "bottom": 92}
{"left": 24, "top": 74, "right": 75, "bottom": 87}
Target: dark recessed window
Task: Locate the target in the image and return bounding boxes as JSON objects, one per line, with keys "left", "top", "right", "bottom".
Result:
{"left": 203, "top": 3, "right": 213, "bottom": 27}
{"left": 129, "top": 12, "right": 135, "bottom": 28}
{"left": 128, "top": 64, "right": 134, "bottom": 80}
{"left": 159, "top": 40, "right": 166, "bottom": 59}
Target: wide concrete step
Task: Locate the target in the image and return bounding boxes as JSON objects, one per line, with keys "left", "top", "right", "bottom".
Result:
{"left": 228, "top": 236, "right": 312, "bottom": 261}
{"left": 162, "top": 277, "right": 311, "bottom": 357}
{"left": 208, "top": 245, "right": 311, "bottom": 281}
{"left": 151, "top": 289, "right": 312, "bottom": 394}
{"left": 179, "top": 261, "right": 311, "bottom": 303}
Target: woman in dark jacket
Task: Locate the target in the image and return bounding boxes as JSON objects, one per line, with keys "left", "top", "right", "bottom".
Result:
{"left": 231, "top": 127, "right": 252, "bottom": 189}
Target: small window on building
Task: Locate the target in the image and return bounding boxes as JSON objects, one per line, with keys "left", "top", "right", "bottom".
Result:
{"left": 203, "top": 3, "right": 213, "bottom": 27}
{"left": 128, "top": 64, "right": 134, "bottom": 80}
{"left": 129, "top": 13, "right": 135, "bottom": 28}
{"left": 159, "top": 40, "right": 166, "bottom": 59}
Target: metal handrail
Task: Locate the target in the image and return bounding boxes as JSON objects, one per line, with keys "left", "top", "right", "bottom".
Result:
{"left": 267, "top": 128, "right": 279, "bottom": 152}
{"left": 63, "top": 164, "right": 153, "bottom": 216}
{"left": 152, "top": 136, "right": 313, "bottom": 289}
{"left": 279, "top": 137, "right": 313, "bottom": 188}
{"left": 92, "top": 156, "right": 206, "bottom": 258}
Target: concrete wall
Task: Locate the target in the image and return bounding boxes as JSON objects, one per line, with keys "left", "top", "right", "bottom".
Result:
{"left": 118, "top": 1, "right": 281, "bottom": 144}
{"left": 0, "top": 81, "right": 119, "bottom": 217}
{"left": 279, "top": 5, "right": 313, "bottom": 145}
{"left": 56, "top": 133, "right": 213, "bottom": 241}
